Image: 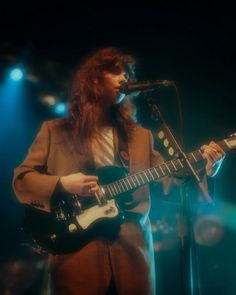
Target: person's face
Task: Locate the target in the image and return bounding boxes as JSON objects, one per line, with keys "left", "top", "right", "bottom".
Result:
{"left": 102, "top": 69, "right": 127, "bottom": 105}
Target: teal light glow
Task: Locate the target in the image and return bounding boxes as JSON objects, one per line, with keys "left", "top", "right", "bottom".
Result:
{"left": 9, "top": 68, "right": 24, "bottom": 81}
{"left": 54, "top": 102, "right": 67, "bottom": 115}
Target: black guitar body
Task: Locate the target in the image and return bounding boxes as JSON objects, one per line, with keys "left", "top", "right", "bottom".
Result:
{"left": 22, "top": 166, "right": 130, "bottom": 254}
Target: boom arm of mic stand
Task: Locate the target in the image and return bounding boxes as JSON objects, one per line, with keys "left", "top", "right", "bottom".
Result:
{"left": 143, "top": 90, "right": 213, "bottom": 203}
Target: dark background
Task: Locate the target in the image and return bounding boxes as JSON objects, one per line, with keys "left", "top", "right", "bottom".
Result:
{"left": 0, "top": 2, "right": 236, "bottom": 294}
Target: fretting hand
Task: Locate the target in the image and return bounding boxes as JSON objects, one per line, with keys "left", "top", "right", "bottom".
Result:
{"left": 201, "top": 141, "right": 225, "bottom": 177}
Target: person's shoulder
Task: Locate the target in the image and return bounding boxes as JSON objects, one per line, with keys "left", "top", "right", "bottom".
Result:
{"left": 41, "top": 119, "right": 73, "bottom": 143}
{"left": 134, "top": 124, "right": 151, "bottom": 136}
{"left": 44, "top": 118, "right": 70, "bottom": 130}
{"left": 37, "top": 119, "right": 72, "bottom": 139}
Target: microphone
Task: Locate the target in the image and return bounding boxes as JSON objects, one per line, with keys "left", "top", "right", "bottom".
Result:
{"left": 120, "top": 80, "right": 174, "bottom": 94}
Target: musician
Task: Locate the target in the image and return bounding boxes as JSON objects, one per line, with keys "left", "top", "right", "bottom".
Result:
{"left": 13, "top": 47, "right": 225, "bottom": 295}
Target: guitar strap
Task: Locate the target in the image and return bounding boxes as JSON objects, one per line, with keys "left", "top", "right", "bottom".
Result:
{"left": 116, "top": 133, "right": 130, "bottom": 171}
{"left": 115, "top": 132, "right": 136, "bottom": 207}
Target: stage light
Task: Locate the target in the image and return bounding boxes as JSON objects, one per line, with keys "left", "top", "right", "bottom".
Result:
{"left": 41, "top": 95, "right": 57, "bottom": 106}
{"left": 194, "top": 214, "right": 224, "bottom": 246}
{"left": 54, "top": 102, "right": 67, "bottom": 115}
{"left": 9, "top": 68, "right": 24, "bottom": 81}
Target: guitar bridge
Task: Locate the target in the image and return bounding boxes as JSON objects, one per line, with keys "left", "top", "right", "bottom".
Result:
{"left": 104, "top": 206, "right": 116, "bottom": 215}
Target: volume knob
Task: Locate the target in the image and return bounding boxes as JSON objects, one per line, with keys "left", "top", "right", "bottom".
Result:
{"left": 68, "top": 223, "right": 78, "bottom": 233}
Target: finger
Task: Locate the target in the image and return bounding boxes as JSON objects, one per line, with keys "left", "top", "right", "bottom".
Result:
{"left": 208, "top": 142, "right": 225, "bottom": 155}
{"left": 210, "top": 152, "right": 220, "bottom": 162}
{"left": 83, "top": 181, "right": 98, "bottom": 190}
{"left": 83, "top": 175, "right": 99, "bottom": 182}
{"left": 200, "top": 144, "right": 208, "bottom": 151}
{"left": 82, "top": 187, "right": 95, "bottom": 197}
{"left": 202, "top": 147, "right": 218, "bottom": 162}
{"left": 207, "top": 148, "right": 224, "bottom": 161}
{"left": 82, "top": 182, "right": 99, "bottom": 196}
{"left": 201, "top": 145, "right": 216, "bottom": 156}
{"left": 203, "top": 152, "right": 214, "bottom": 163}
{"left": 202, "top": 142, "right": 225, "bottom": 156}
{"left": 90, "top": 184, "right": 100, "bottom": 193}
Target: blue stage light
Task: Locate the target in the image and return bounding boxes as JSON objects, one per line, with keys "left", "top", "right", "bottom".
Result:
{"left": 9, "top": 68, "right": 24, "bottom": 81}
{"left": 54, "top": 102, "right": 67, "bottom": 115}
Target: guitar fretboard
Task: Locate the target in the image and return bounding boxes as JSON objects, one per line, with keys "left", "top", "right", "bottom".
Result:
{"left": 103, "top": 149, "right": 204, "bottom": 198}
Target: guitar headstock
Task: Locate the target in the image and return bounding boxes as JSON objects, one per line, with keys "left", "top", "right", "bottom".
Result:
{"left": 223, "top": 133, "right": 236, "bottom": 150}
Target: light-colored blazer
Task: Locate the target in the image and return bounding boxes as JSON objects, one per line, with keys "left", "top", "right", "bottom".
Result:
{"left": 13, "top": 119, "right": 167, "bottom": 295}
{"left": 13, "top": 119, "right": 165, "bottom": 218}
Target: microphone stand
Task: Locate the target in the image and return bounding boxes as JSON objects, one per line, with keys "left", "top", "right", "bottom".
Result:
{"left": 143, "top": 91, "right": 213, "bottom": 295}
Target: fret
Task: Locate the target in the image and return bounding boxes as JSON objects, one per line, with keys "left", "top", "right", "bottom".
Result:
{"left": 164, "top": 163, "right": 171, "bottom": 174}
{"left": 115, "top": 183, "right": 122, "bottom": 194}
{"left": 194, "top": 150, "right": 203, "bottom": 161}
{"left": 134, "top": 174, "right": 141, "bottom": 186}
{"left": 187, "top": 150, "right": 203, "bottom": 164}
{"left": 177, "top": 159, "right": 184, "bottom": 169}
{"left": 190, "top": 152, "right": 197, "bottom": 162}
{"left": 112, "top": 184, "right": 119, "bottom": 195}
{"left": 143, "top": 171, "right": 150, "bottom": 182}
{"left": 159, "top": 165, "right": 165, "bottom": 176}
{"left": 126, "top": 177, "right": 133, "bottom": 189}
{"left": 118, "top": 180, "right": 126, "bottom": 192}
{"left": 106, "top": 186, "right": 114, "bottom": 198}
{"left": 162, "top": 164, "right": 169, "bottom": 175}
{"left": 109, "top": 184, "right": 116, "bottom": 196}
{"left": 170, "top": 160, "right": 177, "bottom": 171}
{"left": 129, "top": 176, "right": 137, "bottom": 187}
{"left": 152, "top": 167, "right": 160, "bottom": 178}
{"left": 173, "top": 159, "right": 182, "bottom": 170}
{"left": 137, "top": 173, "right": 145, "bottom": 184}
{"left": 122, "top": 179, "right": 129, "bottom": 191}
{"left": 147, "top": 169, "right": 155, "bottom": 180}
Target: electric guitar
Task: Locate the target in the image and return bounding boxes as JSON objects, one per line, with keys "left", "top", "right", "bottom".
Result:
{"left": 22, "top": 135, "right": 236, "bottom": 254}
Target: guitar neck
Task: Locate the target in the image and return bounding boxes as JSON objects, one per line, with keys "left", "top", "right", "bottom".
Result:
{"left": 103, "top": 138, "right": 232, "bottom": 198}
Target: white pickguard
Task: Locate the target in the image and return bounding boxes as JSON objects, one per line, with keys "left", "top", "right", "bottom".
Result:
{"left": 75, "top": 199, "right": 119, "bottom": 230}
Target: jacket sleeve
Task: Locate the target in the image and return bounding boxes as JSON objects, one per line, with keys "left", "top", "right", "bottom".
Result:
{"left": 12, "top": 121, "right": 60, "bottom": 212}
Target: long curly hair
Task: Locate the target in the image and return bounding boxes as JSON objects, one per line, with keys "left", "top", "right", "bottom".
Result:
{"left": 67, "top": 47, "right": 137, "bottom": 152}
